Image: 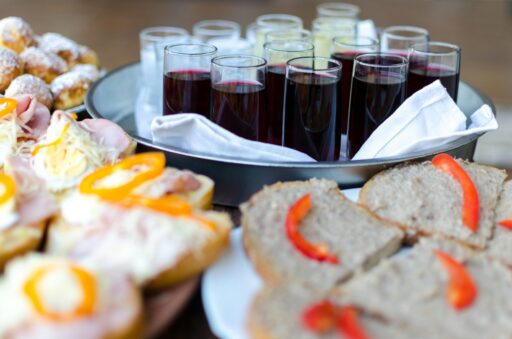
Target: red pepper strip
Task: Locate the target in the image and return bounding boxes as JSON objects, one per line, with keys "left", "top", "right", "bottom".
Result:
{"left": 432, "top": 153, "right": 480, "bottom": 232}
{"left": 499, "top": 219, "right": 512, "bottom": 230}
{"left": 338, "top": 306, "right": 370, "bottom": 339}
{"left": 285, "top": 194, "right": 339, "bottom": 264}
{"left": 302, "top": 300, "right": 339, "bottom": 333}
{"left": 434, "top": 250, "right": 477, "bottom": 310}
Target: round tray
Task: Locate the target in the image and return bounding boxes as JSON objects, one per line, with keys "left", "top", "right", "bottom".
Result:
{"left": 86, "top": 62, "right": 495, "bottom": 206}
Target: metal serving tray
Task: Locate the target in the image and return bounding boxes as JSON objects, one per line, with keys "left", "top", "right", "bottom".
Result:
{"left": 85, "top": 62, "right": 495, "bottom": 206}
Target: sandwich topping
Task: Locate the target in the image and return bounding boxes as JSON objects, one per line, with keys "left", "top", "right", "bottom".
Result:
{"left": 0, "top": 97, "right": 17, "bottom": 118}
{"left": 434, "top": 250, "right": 477, "bottom": 310}
{"left": 499, "top": 219, "right": 512, "bottom": 230}
{"left": 432, "top": 153, "right": 480, "bottom": 232}
{"left": 303, "top": 300, "right": 370, "bottom": 339}
{"left": 0, "top": 172, "right": 17, "bottom": 229}
{"left": 285, "top": 194, "right": 339, "bottom": 264}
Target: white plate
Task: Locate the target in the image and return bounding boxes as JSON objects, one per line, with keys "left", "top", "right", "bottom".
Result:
{"left": 201, "top": 188, "right": 361, "bottom": 339}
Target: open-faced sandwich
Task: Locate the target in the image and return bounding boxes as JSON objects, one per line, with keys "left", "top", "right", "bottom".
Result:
{"left": 0, "top": 156, "right": 56, "bottom": 270}
{"left": 0, "top": 253, "right": 142, "bottom": 339}
{"left": 46, "top": 152, "right": 232, "bottom": 289}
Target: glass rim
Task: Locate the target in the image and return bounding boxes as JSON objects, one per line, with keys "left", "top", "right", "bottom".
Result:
{"left": 410, "top": 41, "right": 461, "bottom": 56}
{"left": 312, "top": 16, "right": 358, "bottom": 31}
{"left": 286, "top": 56, "right": 342, "bottom": 73}
{"left": 193, "top": 20, "right": 241, "bottom": 35}
{"left": 140, "top": 26, "right": 189, "bottom": 42}
{"left": 263, "top": 40, "right": 315, "bottom": 53}
{"left": 382, "top": 25, "right": 429, "bottom": 40}
{"left": 333, "top": 35, "right": 379, "bottom": 48}
{"left": 164, "top": 43, "right": 217, "bottom": 56}
{"left": 256, "top": 14, "right": 303, "bottom": 28}
{"left": 211, "top": 54, "right": 267, "bottom": 68}
{"left": 354, "top": 53, "right": 409, "bottom": 69}
{"left": 265, "top": 28, "right": 312, "bottom": 40}
{"left": 316, "top": 2, "right": 361, "bottom": 16}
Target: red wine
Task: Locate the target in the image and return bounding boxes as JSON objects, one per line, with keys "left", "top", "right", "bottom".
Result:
{"left": 163, "top": 69, "right": 211, "bottom": 117}
{"left": 331, "top": 52, "right": 358, "bottom": 134}
{"left": 347, "top": 74, "right": 406, "bottom": 159}
{"left": 283, "top": 73, "right": 341, "bottom": 161}
{"left": 407, "top": 64, "right": 459, "bottom": 100}
{"left": 265, "top": 65, "right": 286, "bottom": 145}
{"left": 211, "top": 81, "right": 267, "bottom": 141}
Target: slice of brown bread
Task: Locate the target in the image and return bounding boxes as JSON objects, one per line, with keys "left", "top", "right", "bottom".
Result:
{"left": 241, "top": 179, "right": 403, "bottom": 291}
{"left": 359, "top": 160, "right": 507, "bottom": 249}
{"left": 486, "top": 180, "right": 512, "bottom": 265}
{"left": 339, "top": 238, "right": 512, "bottom": 338}
{"left": 248, "top": 283, "right": 415, "bottom": 339}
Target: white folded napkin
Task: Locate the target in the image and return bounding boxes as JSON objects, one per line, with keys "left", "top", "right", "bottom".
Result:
{"left": 353, "top": 80, "right": 498, "bottom": 160}
{"left": 151, "top": 114, "right": 315, "bottom": 162}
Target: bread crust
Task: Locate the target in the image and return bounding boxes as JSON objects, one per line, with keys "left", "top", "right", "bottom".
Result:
{"left": 0, "top": 221, "right": 45, "bottom": 271}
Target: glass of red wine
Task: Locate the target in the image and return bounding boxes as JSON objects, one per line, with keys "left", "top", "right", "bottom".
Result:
{"left": 263, "top": 40, "right": 314, "bottom": 145}
{"left": 210, "top": 55, "right": 267, "bottom": 141}
{"left": 163, "top": 43, "right": 217, "bottom": 118}
{"left": 331, "top": 35, "right": 379, "bottom": 137}
{"left": 347, "top": 53, "right": 408, "bottom": 159}
{"left": 381, "top": 25, "right": 429, "bottom": 56}
{"left": 407, "top": 41, "right": 461, "bottom": 101}
{"left": 283, "top": 56, "right": 342, "bottom": 161}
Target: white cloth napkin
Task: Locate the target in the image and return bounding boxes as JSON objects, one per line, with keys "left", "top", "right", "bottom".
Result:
{"left": 151, "top": 114, "right": 315, "bottom": 162}
{"left": 353, "top": 80, "right": 498, "bottom": 160}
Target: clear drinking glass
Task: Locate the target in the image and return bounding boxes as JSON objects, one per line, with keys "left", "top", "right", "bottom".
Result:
{"left": 380, "top": 25, "right": 429, "bottom": 56}
{"left": 407, "top": 41, "right": 461, "bottom": 101}
{"left": 210, "top": 55, "right": 267, "bottom": 141}
{"left": 283, "top": 56, "right": 342, "bottom": 161}
{"left": 331, "top": 35, "right": 379, "bottom": 135}
{"left": 265, "top": 29, "right": 312, "bottom": 43}
{"left": 163, "top": 43, "right": 217, "bottom": 118}
{"left": 263, "top": 40, "right": 314, "bottom": 145}
{"left": 347, "top": 53, "right": 408, "bottom": 159}
{"left": 254, "top": 14, "right": 303, "bottom": 56}
{"left": 192, "top": 20, "right": 241, "bottom": 43}
{"left": 312, "top": 17, "right": 358, "bottom": 57}
{"left": 316, "top": 2, "right": 361, "bottom": 19}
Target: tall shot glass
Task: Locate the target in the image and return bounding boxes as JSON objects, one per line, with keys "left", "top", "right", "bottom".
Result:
{"left": 254, "top": 14, "right": 303, "bottom": 56}
{"left": 283, "top": 57, "right": 342, "bottom": 161}
{"left": 192, "top": 20, "right": 241, "bottom": 43}
{"left": 210, "top": 55, "right": 267, "bottom": 141}
{"left": 346, "top": 53, "right": 408, "bottom": 159}
{"left": 163, "top": 43, "right": 217, "bottom": 117}
{"left": 380, "top": 25, "right": 429, "bottom": 56}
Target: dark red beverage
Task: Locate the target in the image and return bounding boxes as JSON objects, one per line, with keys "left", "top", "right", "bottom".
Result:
{"left": 283, "top": 73, "right": 341, "bottom": 161}
{"left": 331, "top": 51, "right": 358, "bottom": 134}
{"left": 211, "top": 81, "right": 267, "bottom": 141}
{"left": 163, "top": 69, "right": 211, "bottom": 117}
{"left": 347, "top": 74, "right": 406, "bottom": 159}
{"left": 265, "top": 65, "right": 286, "bottom": 145}
{"left": 407, "top": 64, "right": 459, "bottom": 100}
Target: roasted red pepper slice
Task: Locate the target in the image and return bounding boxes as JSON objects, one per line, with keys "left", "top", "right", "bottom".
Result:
{"left": 302, "top": 300, "right": 339, "bottom": 333}
{"left": 434, "top": 250, "right": 477, "bottom": 310}
{"left": 499, "top": 219, "right": 512, "bottom": 230}
{"left": 285, "top": 194, "right": 339, "bottom": 264}
{"left": 432, "top": 153, "right": 480, "bottom": 232}
{"left": 338, "top": 306, "right": 370, "bottom": 339}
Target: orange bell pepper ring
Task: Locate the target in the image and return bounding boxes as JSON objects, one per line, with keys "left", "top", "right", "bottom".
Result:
{"left": 0, "top": 173, "right": 16, "bottom": 205}
{"left": 24, "top": 264, "right": 97, "bottom": 321}
{"left": 432, "top": 153, "right": 480, "bottom": 232}
{"left": 0, "top": 98, "right": 17, "bottom": 118}
{"left": 434, "top": 250, "right": 477, "bottom": 310}
{"left": 499, "top": 219, "right": 512, "bottom": 230}
{"left": 302, "top": 300, "right": 339, "bottom": 333}
{"left": 285, "top": 194, "right": 339, "bottom": 264}
{"left": 79, "top": 152, "right": 166, "bottom": 200}
{"left": 338, "top": 306, "right": 370, "bottom": 339}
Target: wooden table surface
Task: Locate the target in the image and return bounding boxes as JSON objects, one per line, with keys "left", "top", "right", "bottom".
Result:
{"left": 3, "top": 1, "right": 511, "bottom": 337}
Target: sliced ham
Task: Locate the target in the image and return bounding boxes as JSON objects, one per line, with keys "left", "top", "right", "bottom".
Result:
{"left": 14, "top": 94, "right": 51, "bottom": 138}
{"left": 135, "top": 168, "right": 201, "bottom": 197}
{"left": 78, "top": 118, "right": 132, "bottom": 155}
{"left": 5, "top": 156, "right": 57, "bottom": 225}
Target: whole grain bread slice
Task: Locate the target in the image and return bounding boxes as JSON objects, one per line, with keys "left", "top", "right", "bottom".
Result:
{"left": 338, "top": 238, "right": 512, "bottom": 338}
{"left": 240, "top": 179, "right": 403, "bottom": 291}
{"left": 486, "top": 180, "right": 512, "bottom": 265}
{"left": 359, "top": 159, "right": 506, "bottom": 249}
